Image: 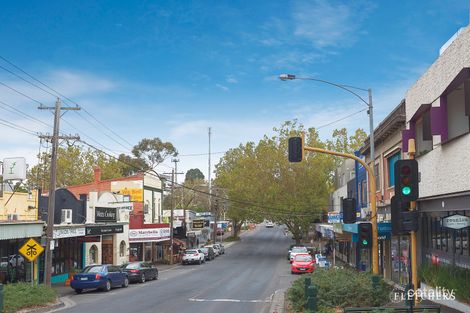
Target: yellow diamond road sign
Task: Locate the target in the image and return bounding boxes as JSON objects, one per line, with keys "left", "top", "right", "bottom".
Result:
{"left": 19, "top": 238, "right": 44, "bottom": 262}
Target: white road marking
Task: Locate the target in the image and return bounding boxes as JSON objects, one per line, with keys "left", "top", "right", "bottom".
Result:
{"left": 188, "top": 298, "right": 271, "bottom": 303}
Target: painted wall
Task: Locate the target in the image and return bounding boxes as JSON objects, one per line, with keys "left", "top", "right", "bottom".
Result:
{"left": 405, "top": 26, "right": 470, "bottom": 198}
{"left": 0, "top": 190, "right": 38, "bottom": 221}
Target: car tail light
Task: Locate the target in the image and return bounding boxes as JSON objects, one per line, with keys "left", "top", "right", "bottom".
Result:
{"left": 129, "top": 269, "right": 139, "bottom": 273}
{"left": 95, "top": 274, "right": 101, "bottom": 280}
{"left": 194, "top": 253, "right": 199, "bottom": 256}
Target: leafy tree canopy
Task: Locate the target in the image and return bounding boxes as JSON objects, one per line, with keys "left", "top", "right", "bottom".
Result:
{"left": 185, "top": 168, "right": 205, "bottom": 182}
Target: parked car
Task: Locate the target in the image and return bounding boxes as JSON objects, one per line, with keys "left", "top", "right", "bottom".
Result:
{"left": 291, "top": 253, "right": 315, "bottom": 274}
{"left": 216, "top": 228, "right": 224, "bottom": 236}
{"left": 200, "top": 247, "right": 215, "bottom": 261}
{"left": 121, "top": 262, "right": 158, "bottom": 283}
{"left": 316, "top": 256, "right": 331, "bottom": 268}
{"left": 213, "top": 243, "right": 225, "bottom": 255}
{"left": 70, "top": 264, "right": 129, "bottom": 294}
{"left": 205, "top": 244, "right": 220, "bottom": 256}
{"left": 182, "top": 249, "right": 205, "bottom": 265}
{"left": 265, "top": 221, "right": 274, "bottom": 228}
{"left": 290, "top": 246, "right": 308, "bottom": 263}
{"left": 287, "top": 244, "right": 305, "bottom": 260}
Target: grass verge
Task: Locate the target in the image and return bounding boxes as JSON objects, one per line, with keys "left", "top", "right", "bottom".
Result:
{"left": 4, "top": 283, "right": 57, "bottom": 313}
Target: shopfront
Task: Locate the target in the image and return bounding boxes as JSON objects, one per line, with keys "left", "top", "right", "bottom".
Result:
{"left": 128, "top": 227, "right": 170, "bottom": 263}
{"left": 51, "top": 226, "right": 86, "bottom": 283}
{"left": 83, "top": 224, "right": 125, "bottom": 266}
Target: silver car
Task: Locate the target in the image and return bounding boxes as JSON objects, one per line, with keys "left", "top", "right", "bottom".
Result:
{"left": 214, "top": 243, "right": 225, "bottom": 254}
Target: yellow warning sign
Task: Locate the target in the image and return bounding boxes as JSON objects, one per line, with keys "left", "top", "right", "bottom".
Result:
{"left": 19, "top": 238, "right": 44, "bottom": 262}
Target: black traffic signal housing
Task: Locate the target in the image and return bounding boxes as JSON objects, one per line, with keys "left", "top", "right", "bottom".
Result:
{"left": 358, "top": 222, "right": 372, "bottom": 248}
{"left": 288, "top": 137, "right": 304, "bottom": 162}
{"left": 342, "top": 198, "right": 356, "bottom": 224}
{"left": 391, "top": 196, "right": 419, "bottom": 234}
{"left": 394, "top": 159, "right": 419, "bottom": 201}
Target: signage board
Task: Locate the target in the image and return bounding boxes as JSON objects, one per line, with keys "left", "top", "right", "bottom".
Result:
{"left": 86, "top": 225, "right": 123, "bottom": 236}
{"left": 441, "top": 214, "right": 470, "bottom": 230}
{"left": 95, "top": 207, "right": 117, "bottom": 223}
{"left": 192, "top": 219, "right": 205, "bottom": 229}
{"left": 53, "top": 227, "right": 86, "bottom": 239}
{"left": 78, "top": 236, "right": 101, "bottom": 243}
{"left": 2, "top": 157, "right": 27, "bottom": 181}
{"left": 328, "top": 212, "right": 342, "bottom": 224}
{"left": 128, "top": 228, "right": 171, "bottom": 243}
{"left": 19, "top": 238, "right": 44, "bottom": 262}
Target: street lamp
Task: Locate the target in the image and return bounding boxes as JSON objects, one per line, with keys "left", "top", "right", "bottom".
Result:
{"left": 280, "top": 73, "right": 378, "bottom": 275}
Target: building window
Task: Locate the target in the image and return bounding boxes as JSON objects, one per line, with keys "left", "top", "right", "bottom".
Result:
{"left": 446, "top": 80, "right": 470, "bottom": 141}
{"left": 374, "top": 163, "right": 380, "bottom": 189}
{"left": 144, "top": 200, "right": 150, "bottom": 214}
{"left": 387, "top": 152, "right": 401, "bottom": 187}
{"left": 416, "top": 111, "right": 433, "bottom": 156}
{"left": 89, "top": 245, "right": 98, "bottom": 264}
{"left": 119, "top": 241, "right": 126, "bottom": 257}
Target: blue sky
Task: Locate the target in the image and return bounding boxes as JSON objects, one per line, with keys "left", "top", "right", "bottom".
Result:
{"left": 0, "top": 0, "right": 469, "bottom": 177}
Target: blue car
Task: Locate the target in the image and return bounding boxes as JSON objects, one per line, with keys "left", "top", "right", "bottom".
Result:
{"left": 70, "top": 264, "right": 129, "bottom": 294}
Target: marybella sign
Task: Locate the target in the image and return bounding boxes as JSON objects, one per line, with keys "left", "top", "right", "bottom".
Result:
{"left": 441, "top": 214, "right": 470, "bottom": 230}
{"left": 128, "top": 228, "right": 171, "bottom": 243}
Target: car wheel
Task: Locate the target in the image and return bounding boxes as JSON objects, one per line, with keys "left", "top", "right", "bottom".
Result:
{"left": 122, "top": 277, "right": 129, "bottom": 288}
{"left": 140, "top": 273, "right": 146, "bottom": 283}
{"left": 153, "top": 271, "right": 158, "bottom": 280}
{"left": 104, "top": 280, "right": 111, "bottom": 292}
{"left": 75, "top": 289, "right": 83, "bottom": 294}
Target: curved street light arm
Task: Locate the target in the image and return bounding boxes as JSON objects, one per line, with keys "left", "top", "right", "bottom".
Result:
{"left": 294, "top": 77, "right": 370, "bottom": 107}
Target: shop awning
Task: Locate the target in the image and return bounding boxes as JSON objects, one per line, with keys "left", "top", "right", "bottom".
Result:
{"left": 0, "top": 221, "right": 44, "bottom": 240}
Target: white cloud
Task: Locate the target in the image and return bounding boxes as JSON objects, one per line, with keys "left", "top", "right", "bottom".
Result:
{"left": 292, "top": 0, "right": 374, "bottom": 49}
{"left": 215, "top": 83, "right": 229, "bottom": 92}
{"left": 226, "top": 76, "right": 238, "bottom": 84}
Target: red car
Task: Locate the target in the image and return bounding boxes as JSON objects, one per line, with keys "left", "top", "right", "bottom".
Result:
{"left": 291, "top": 253, "right": 315, "bottom": 274}
{"left": 216, "top": 228, "right": 224, "bottom": 236}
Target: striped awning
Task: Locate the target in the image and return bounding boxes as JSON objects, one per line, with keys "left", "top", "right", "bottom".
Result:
{"left": 0, "top": 221, "right": 44, "bottom": 240}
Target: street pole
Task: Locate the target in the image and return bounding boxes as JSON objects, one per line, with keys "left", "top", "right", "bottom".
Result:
{"left": 303, "top": 145, "right": 379, "bottom": 274}
{"left": 367, "top": 88, "right": 379, "bottom": 276}
{"left": 170, "top": 168, "right": 175, "bottom": 265}
{"left": 39, "top": 98, "right": 80, "bottom": 286}
{"left": 408, "top": 138, "right": 418, "bottom": 304}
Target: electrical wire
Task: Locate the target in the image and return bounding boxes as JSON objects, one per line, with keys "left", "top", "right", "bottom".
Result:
{"left": 0, "top": 118, "right": 38, "bottom": 136}
{"left": 0, "top": 99, "right": 52, "bottom": 129}
{"left": 317, "top": 108, "right": 368, "bottom": 130}
{"left": 0, "top": 80, "right": 43, "bottom": 105}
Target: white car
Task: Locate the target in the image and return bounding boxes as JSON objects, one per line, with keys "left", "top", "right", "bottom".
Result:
{"left": 265, "top": 221, "right": 274, "bottom": 228}
{"left": 182, "top": 249, "right": 205, "bottom": 265}
{"left": 213, "top": 243, "right": 225, "bottom": 254}
{"left": 290, "top": 246, "right": 308, "bottom": 263}
{"left": 205, "top": 245, "right": 220, "bottom": 256}
{"left": 316, "top": 256, "right": 331, "bottom": 268}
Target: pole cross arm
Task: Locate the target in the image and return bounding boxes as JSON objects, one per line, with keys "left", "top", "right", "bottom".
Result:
{"left": 303, "top": 145, "right": 379, "bottom": 275}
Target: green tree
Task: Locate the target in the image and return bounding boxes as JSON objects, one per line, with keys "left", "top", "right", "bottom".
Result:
{"left": 185, "top": 168, "right": 205, "bottom": 182}
{"left": 132, "top": 138, "right": 178, "bottom": 169}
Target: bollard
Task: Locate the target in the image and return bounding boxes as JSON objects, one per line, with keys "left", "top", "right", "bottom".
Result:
{"left": 371, "top": 275, "right": 380, "bottom": 306}
{"left": 305, "top": 285, "right": 318, "bottom": 312}
{"left": 0, "top": 283, "right": 4, "bottom": 313}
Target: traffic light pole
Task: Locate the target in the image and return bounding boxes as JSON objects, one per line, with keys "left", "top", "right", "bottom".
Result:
{"left": 407, "top": 139, "right": 418, "bottom": 304}
{"left": 302, "top": 145, "right": 379, "bottom": 275}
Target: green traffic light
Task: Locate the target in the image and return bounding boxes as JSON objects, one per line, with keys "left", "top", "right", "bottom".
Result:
{"left": 402, "top": 186, "right": 411, "bottom": 195}
{"left": 362, "top": 239, "right": 368, "bottom": 245}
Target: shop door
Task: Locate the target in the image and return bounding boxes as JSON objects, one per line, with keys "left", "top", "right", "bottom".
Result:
{"left": 102, "top": 236, "right": 114, "bottom": 264}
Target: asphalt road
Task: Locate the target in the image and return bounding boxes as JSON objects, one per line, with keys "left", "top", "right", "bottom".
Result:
{"left": 57, "top": 225, "right": 297, "bottom": 313}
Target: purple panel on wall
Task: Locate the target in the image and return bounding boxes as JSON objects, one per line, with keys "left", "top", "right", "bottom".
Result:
{"left": 430, "top": 97, "right": 448, "bottom": 142}
{"left": 402, "top": 127, "right": 415, "bottom": 153}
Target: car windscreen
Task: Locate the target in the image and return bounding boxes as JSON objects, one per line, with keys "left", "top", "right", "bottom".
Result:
{"left": 123, "top": 263, "right": 140, "bottom": 269}
{"left": 292, "top": 247, "right": 307, "bottom": 253}
{"left": 83, "top": 265, "right": 106, "bottom": 273}
{"left": 295, "top": 255, "right": 312, "bottom": 262}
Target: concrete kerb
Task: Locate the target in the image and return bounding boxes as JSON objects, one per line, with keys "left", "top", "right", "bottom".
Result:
{"left": 15, "top": 298, "right": 65, "bottom": 313}
{"left": 268, "top": 289, "right": 286, "bottom": 313}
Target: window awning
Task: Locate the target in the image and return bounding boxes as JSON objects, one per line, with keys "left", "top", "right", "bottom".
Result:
{"left": 0, "top": 221, "right": 44, "bottom": 240}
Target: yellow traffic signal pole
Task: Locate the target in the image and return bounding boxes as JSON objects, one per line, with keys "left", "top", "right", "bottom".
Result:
{"left": 407, "top": 139, "right": 418, "bottom": 304}
{"left": 303, "top": 145, "right": 379, "bottom": 275}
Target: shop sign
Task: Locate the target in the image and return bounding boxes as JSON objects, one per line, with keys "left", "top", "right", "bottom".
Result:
{"left": 53, "top": 227, "right": 86, "bottom": 239}
{"left": 333, "top": 223, "right": 343, "bottom": 234}
{"left": 129, "top": 228, "right": 171, "bottom": 243}
{"left": 192, "top": 219, "right": 205, "bottom": 229}
{"left": 2, "top": 157, "right": 27, "bottom": 181}
{"left": 328, "top": 212, "right": 342, "bottom": 224}
{"left": 441, "top": 214, "right": 470, "bottom": 230}
{"left": 95, "top": 207, "right": 117, "bottom": 223}
{"left": 78, "top": 236, "right": 101, "bottom": 243}
{"left": 86, "top": 225, "right": 123, "bottom": 235}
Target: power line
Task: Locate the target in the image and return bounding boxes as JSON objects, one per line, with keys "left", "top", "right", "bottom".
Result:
{"left": 0, "top": 99, "right": 52, "bottom": 129}
{"left": 178, "top": 151, "right": 226, "bottom": 157}
{"left": 0, "top": 118, "right": 38, "bottom": 136}
{"left": 0, "top": 80, "right": 43, "bottom": 105}
{"left": 317, "top": 108, "right": 367, "bottom": 130}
